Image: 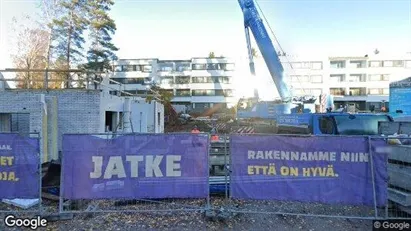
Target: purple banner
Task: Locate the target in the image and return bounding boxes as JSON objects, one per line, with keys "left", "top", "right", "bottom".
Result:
{"left": 230, "top": 135, "right": 388, "bottom": 206}
{"left": 62, "top": 134, "right": 209, "bottom": 200}
{"left": 0, "top": 133, "right": 40, "bottom": 199}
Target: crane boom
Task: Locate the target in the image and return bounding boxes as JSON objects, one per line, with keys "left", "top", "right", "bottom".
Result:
{"left": 238, "top": 0, "right": 291, "bottom": 102}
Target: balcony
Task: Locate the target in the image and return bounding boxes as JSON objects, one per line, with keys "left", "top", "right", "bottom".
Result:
{"left": 175, "top": 89, "right": 191, "bottom": 97}
{"left": 368, "top": 88, "right": 389, "bottom": 95}
{"left": 330, "top": 88, "right": 345, "bottom": 96}
{"left": 174, "top": 76, "right": 190, "bottom": 84}
{"left": 114, "top": 64, "right": 152, "bottom": 73}
{"left": 329, "top": 74, "right": 345, "bottom": 83}
{"left": 330, "top": 60, "right": 346, "bottom": 69}
{"left": 348, "top": 87, "right": 367, "bottom": 96}
{"left": 191, "top": 63, "right": 235, "bottom": 71}
{"left": 368, "top": 74, "right": 390, "bottom": 81}
{"left": 347, "top": 74, "right": 366, "bottom": 82}
{"left": 349, "top": 60, "right": 366, "bottom": 68}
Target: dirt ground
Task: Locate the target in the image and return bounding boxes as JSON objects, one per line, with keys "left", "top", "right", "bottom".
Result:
{"left": 0, "top": 198, "right": 376, "bottom": 231}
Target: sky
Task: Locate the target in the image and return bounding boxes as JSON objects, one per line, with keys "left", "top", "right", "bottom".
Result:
{"left": 1, "top": 0, "right": 411, "bottom": 98}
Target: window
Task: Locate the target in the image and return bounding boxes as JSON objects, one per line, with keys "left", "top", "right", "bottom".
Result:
{"left": 311, "top": 75, "right": 322, "bottom": 83}
{"left": 330, "top": 61, "right": 346, "bottom": 68}
{"left": 175, "top": 62, "right": 191, "bottom": 71}
{"left": 311, "top": 62, "right": 323, "bottom": 70}
{"left": 368, "top": 74, "right": 389, "bottom": 81}
{"left": 301, "top": 62, "right": 311, "bottom": 68}
{"left": 349, "top": 88, "right": 366, "bottom": 96}
{"left": 192, "top": 77, "right": 209, "bottom": 83}
{"left": 334, "top": 115, "right": 390, "bottom": 135}
{"left": 290, "top": 75, "right": 309, "bottom": 83}
{"left": 368, "top": 88, "right": 381, "bottom": 95}
{"left": 157, "top": 112, "right": 161, "bottom": 127}
{"left": 330, "top": 88, "right": 345, "bottom": 96}
{"left": 206, "top": 63, "right": 219, "bottom": 70}
{"left": 405, "top": 60, "right": 411, "bottom": 68}
{"left": 368, "top": 74, "right": 380, "bottom": 81}
{"left": 215, "top": 90, "right": 225, "bottom": 96}
{"left": 393, "top": 60, "right": 404, "bottom": 67}
{"left": 330, "top": 74, "right": 345, "bottom": 82}
{"left": 319, "top": 117, "right": 334, "bottom": 134}
{"left": 158, "top": 62, "right": 174, "bottom": 72}
{"left": 383, "top": 88, "right": 389, "bottom": 95}
{"left": 192, "top": 64, "right": 206, "bottom": 70}
{"left": 224, "top": 89, "right": 234, "bottom": 97}
{"left": 348, "top": 74, "right": 366, "bottom": 82}
{"left": 192, "top": 89, "right": 215, "bottom": 96}
{"left": 290, "top": 62, "right": 310, "bottom": 69}
{"left": 369, "top": 61, "right": 382, "bottom": 67}
{"left": 220, "top": 77, "right": 230, "bottom": 83}
{"left": 175, "top": 76, "right": 190, "bottom": 84}
{"left": 142, "top": 65, "right": 152, "bottom": 73}
{"left": 123, "top": 65, "right": 135, "bottom": 72}
{"left": 114, "top": 65, "right": 122, "bottom": 72}
{"left": 110, "top": 78, "right": 145, "bottom": 84}
{"left": 194, "top": 103, "right": 211, "bottom": 109}
{"left": 349, "top": 60, "right": 366, "bottom": 68}
{"left": 383, "top": 61, "right": 393, "bottom": 67}
{"left": 176, "top": 89, "right": 191, "bottom": 96}
{"left": 160, "top": 77, "right": 173, "bottom": 84}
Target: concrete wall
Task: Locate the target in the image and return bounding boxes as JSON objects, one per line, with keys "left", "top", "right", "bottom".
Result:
{"left": 0, "top": 89, "right": 165, "bottom": 162}
{"left": 99, "top": 91, "right": 125, "bottom": 132}
{"left": 0, "top": 89, "right": 102, "bottom": 161}
{"left": 128, "top": 99, "right": 164, "bottom": 133}
{"left": 0, "top": 91, "right": 46, "bottom": 160}
{"left": 130, "top": 100, "right": 149, "bottom": 133}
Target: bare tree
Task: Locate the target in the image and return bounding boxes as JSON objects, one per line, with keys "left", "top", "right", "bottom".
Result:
{"left": 11, "top": 27, "right": 50, "bottom": 89}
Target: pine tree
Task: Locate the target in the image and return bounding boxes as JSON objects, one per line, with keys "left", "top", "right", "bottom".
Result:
{"left": 51, "top": 0, "right": 89, "bottom": 87}
{"left": 86, "top": 0, "right": 118, "bottom": 71}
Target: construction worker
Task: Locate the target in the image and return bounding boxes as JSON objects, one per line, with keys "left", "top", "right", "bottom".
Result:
{"left": 191, "top": 125, "right": 200, "bottom": 133}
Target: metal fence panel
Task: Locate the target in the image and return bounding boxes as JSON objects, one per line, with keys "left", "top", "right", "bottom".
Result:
{"left": 59, "top": 133, "right": 210, "bottom": 213}
{"left": 0, "top": 133, "right": 42, "bottom": 214}
{"left": 372, "top": 136, "right": 411, "bottom": 219}
{"left": 216, "top": 133, "right": 391, "bottom": 219}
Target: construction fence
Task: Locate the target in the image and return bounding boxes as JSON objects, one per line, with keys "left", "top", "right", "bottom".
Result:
{"left": 1, "top": 132, "right": 411, "bottom": 220}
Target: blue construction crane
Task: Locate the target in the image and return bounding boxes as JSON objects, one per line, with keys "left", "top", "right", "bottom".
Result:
{"left": 236, "top": 0, "right": 334, "bottom": 121}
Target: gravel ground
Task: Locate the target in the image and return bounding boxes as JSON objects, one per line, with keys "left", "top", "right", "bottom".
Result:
{"left": 0, "top": 197, "right": 376, "bottom": 230}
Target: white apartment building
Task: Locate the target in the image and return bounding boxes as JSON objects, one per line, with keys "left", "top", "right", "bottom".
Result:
{"left": 109, "top": 58, "right": 236, "bottom": 113}
{"left": 109, "top": 53, "right": 411, "bottom": 113}
{"left": 280, "top": 53, "right": 411, "bottom": 111}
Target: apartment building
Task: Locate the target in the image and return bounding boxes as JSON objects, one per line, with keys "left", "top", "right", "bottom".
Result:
{"left": 280, "top": 53, "right": 411, "bottom": 111}
{"left": 109, "top": 57, "right": 236, "bottom": 113}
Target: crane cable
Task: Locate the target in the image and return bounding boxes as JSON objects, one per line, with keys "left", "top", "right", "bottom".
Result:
{"left": 254, "top": 0, "right": 308, "bottom": 95}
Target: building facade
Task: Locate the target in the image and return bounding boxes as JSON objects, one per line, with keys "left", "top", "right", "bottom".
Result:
{"left": 280, "top": 53, "right": 411, "bottom": 111}
{"left": 109, "top": 58, "right": 236, "bottom": 113}
{"left": 110, "top": 54, "right": 411, "bottom": 113}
